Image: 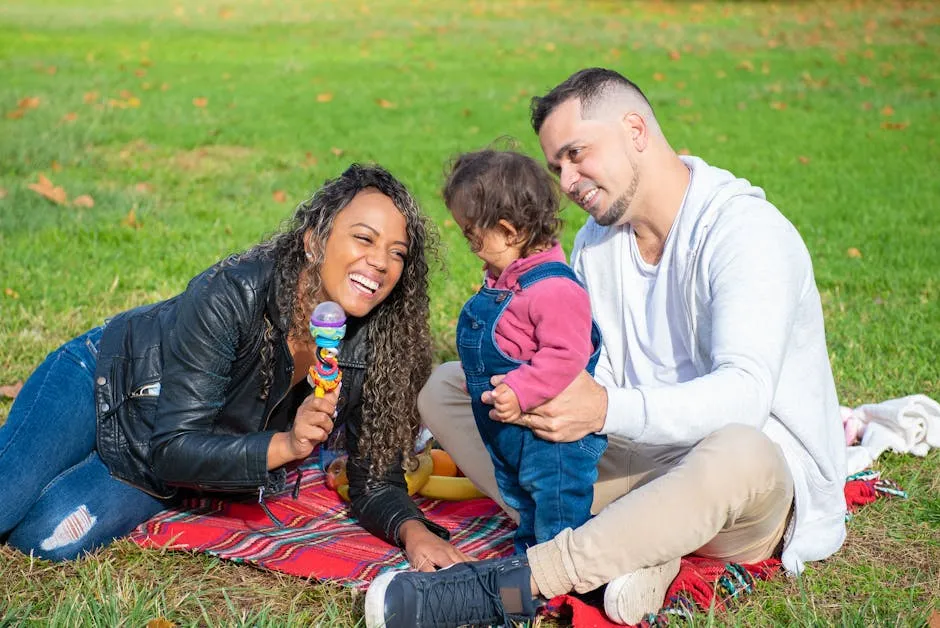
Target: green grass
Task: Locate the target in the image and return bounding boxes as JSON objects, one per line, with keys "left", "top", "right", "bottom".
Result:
{"left": 1, "top": 0, "right": 938, "bottom": 624}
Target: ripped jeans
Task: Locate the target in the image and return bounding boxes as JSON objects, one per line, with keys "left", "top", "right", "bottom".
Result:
{"left": 0, "top": 327, "right": 166, "bottom": 561}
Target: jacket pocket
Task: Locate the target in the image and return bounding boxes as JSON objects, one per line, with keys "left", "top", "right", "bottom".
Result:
{"left": 456, "top": 310, "right": 486, "bottom": 376}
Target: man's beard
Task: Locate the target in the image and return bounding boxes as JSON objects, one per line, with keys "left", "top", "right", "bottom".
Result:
{"left": 595, "top": 165, "right": 639, "bottom": 227}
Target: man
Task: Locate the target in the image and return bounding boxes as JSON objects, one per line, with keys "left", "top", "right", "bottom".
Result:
{"left": 365, "top": 67, "right": 847, "bottom": 627}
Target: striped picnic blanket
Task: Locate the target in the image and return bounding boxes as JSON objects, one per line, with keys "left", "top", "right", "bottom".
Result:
{"left": 129, "top": 457, "right": 514, "bottom": 588}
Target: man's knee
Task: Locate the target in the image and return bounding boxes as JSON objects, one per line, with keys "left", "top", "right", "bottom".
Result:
{"left": 697, "top": 424, "right": 789, "bottom": 487}
{"left": 417, "top": 361, "right": 467, "bottom": 430}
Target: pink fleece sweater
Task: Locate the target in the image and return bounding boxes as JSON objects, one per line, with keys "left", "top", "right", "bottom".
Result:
{"left": 485, "top": 242, "right": 594, "bottom": 412}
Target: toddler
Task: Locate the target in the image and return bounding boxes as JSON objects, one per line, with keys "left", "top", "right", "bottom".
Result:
{"left": 443, "top": 149, "right": 607, "bottom": 553}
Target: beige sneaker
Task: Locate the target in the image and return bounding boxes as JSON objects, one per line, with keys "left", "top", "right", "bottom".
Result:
{"left": 603, "top": 558, "right": 681, "bottom": 625}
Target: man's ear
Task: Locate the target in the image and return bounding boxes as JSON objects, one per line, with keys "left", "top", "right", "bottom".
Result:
{"left": 622, "top": 112, "right": 649, "bottom": 152}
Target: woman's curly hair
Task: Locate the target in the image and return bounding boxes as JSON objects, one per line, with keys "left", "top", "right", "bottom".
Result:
{"left": 246, "top": 163, "right": 437, "bottom": 477}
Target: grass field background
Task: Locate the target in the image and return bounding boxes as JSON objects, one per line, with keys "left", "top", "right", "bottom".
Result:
{"left": 1, "top": 0, "right": 937, "bottom": 625}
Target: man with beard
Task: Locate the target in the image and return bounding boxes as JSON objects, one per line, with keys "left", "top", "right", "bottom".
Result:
{"left": 365, "top": 68, "right": 847, "bottom": 627}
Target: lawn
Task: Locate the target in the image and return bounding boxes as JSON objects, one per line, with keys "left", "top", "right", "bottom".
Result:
{"left": 1, "top": 0, "right": 938, "bottom": 624}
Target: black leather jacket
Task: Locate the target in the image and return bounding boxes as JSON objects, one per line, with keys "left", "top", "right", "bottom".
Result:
{"left": 93, "top": 253, "right": 446, "bottom": 547}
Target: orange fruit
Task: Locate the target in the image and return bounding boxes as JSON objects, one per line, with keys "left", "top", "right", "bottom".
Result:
{"left": 429, "top": 448, "right": 458, "bottom": 477}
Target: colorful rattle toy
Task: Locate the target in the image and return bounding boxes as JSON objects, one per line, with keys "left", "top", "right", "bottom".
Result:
{"left": 308, "top": 301, "right": 347, "bottom": 397}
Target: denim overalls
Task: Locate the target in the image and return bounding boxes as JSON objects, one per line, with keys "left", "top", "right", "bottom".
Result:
{"left": 456, "top": 261, "right": 608, "bottom": 553}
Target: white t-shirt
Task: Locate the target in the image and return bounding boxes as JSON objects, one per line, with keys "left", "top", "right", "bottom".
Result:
{"left": 620, "top": 217, "right": 697, "bottom": 389}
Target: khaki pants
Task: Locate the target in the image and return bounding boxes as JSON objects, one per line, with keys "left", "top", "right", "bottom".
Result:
{"left": 419, "top": 362, "right": 794, "bottom": 598}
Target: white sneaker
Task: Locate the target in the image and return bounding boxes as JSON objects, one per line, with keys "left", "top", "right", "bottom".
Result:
{"left": 603, "top": 558, "right": 681, "bottom": 625}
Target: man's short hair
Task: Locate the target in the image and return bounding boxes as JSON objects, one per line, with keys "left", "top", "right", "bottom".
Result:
{"left": 530, "top": 67, "right": 653, "bottom": 133}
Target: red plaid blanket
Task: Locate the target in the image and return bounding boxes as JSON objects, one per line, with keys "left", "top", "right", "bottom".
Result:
{"left": 130, "top": 460, "right": 515, "bottom": 588}
{"left": 131, "top": 466, "right": 898, "bottom": 626}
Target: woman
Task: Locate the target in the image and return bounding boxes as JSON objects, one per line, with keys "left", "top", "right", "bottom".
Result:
{"left": 0, "top": 164, "right": 467, "bottom": 570}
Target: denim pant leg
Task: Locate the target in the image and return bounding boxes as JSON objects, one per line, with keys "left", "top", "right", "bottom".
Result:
{"left": 519, "top": 432, "right": 608, "bottom": 547}
{"left": 8, "top": 451, "right": 165, "bottom": 560}
{"left": 0, "top": 328, "right": 102, "bottom": 534}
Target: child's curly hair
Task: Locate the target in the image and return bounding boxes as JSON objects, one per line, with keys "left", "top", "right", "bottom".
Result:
{"left": 442, "top": 149, "right": 561, "bottom": 257}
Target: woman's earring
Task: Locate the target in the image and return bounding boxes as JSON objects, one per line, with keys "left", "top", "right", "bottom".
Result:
{"left": 305, "top": 251, "right": 313, "bottom": 261}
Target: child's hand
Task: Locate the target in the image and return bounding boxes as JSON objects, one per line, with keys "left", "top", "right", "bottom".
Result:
{"left": 490, "top": 382, "right": 522, "bottom": 423}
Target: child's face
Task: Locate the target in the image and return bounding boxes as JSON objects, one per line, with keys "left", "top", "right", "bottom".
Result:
{"left": 453, "top": 213, "right": 523, "bottom": 278}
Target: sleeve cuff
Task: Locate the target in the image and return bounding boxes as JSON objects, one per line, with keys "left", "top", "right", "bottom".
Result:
{"left": 599, "top": 386, "right": 646, "bottom": 440}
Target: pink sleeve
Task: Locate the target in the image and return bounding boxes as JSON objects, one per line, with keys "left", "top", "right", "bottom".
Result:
{"left": 501, "top": 278, "right": 594, "bottom": 412}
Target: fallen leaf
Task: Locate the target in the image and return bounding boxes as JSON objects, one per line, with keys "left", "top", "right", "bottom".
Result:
{"left": 4, "top": 287, "right": 19, "bottom": 299}
{"left": 6, "top": 110, "right": 24, "bottom": 120}
{"left": 678, "top": 147, "right": 691, "bottom": 155}
{"left": 928, "top": 609, "right": 939, "bottom": 628}
{"left": 847, "top": 247, "right": 862, "bottom": 259}
{"left": 668, "top": 49, "right": 680, "bottom": 60}
{"left": 62, "top": 112, "right": 78, "bottom": 122}
{"left": 84, "top": 91, "right": 99, "bottom": 104}
{"left": 73, "top": 194, "right": 95, "bottom": 208}
{"left": 193, "top": 97, "right": 208, "bottom": 108}
{"left": 443, "top": 219, "right": 454, "bottom": 228}
{"left": 19, "top": 97, "right": 41, "bottom": 110}
{"left": 770, "top": 101, "right": 788, "bottom": 110}
{"left": 798, "top": 156, "right": 810, "bottom": 164}
{"left": 880, "top": 105, "right": 894, "bottom": 116}
{"left": 135, "top": 68, "right": 147, "bottom": 78}
{"left": 146, "top": 619, "right": 176, "bottom": 628}
{"left": 28, "top": 174, "right": 68, "bottom": 205}
{"left": 544, "top": 42, "right": 556, "bottom": 52}
{"left": 861, "top": 102, "right": 873, "bottom": 111}
{"left": 0, "top": 381, "right": 23, "bottom": 399}
{"left": 880, "top": 121, "right": 909, "bottom": 131}
{"left": 316, "top": 93, "right": 334, "bottom": 103}
{"left": 127, "top": 97, "right": 141, "bottom": 108}
{"left": 678, "top": 98, "right": 693, "bottom": 107}
{"left": 218, "top": 7, "right": 234, "bottom": 19}
{"left": 737, "top": 60, "right": 754, "bottom": 71}
{"left": 375, "top": 98, "right": 395, "bottom": 108}
{"left": 304, "top": 152, "right": 318, "bottom": 166}
{"left": 122, "top": 208, "right": 141, "bottom": 229}
{"left": 857, "top": 75, "right": 871, "bottom": 86}
{"left": 272, "top": 190, "right": 288, "bottom": 203}
{"left": 135, "top": 182, "right": 153, "bottom": 193}
{"left": 51, "top": 160, "right": 62, "bottom": 172}
{"left": 0, "top": 187, "right": 7, "bottom": 199}
{"left": 330, "top": 147, "right": 345, "bottom": 157}
{"left": 161, "top": 83, "right": 170, "bottom": 91}
{"left": 652, "top": 72, "right": 665, "bottom": 82}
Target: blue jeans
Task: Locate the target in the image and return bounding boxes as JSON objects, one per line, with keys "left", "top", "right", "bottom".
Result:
{"left": 0, "top": 327, "right": 167, "bottom": 561}
{"left": 456, "top": 261, "right": 607, "bottom": 554}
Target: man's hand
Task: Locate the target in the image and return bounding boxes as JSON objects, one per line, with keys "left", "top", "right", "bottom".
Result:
{"left": 482, "top": 371, "right": 607, "bottom": 442}
{"left": 267, "top": 387, "right": 339, "bottom": 469}
{"left": 489, "top": 382, "right": 522, "bottom": 423}
{"left": 399, "top": 519, "right": 475, "bottom": 572}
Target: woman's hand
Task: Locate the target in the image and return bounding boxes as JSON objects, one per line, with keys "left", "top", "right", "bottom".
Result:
{"left": 399, "top": 519, "right": 474, "bottom": 572}
{"left": 267, "top": 387, "right": 339, "bottom": 469}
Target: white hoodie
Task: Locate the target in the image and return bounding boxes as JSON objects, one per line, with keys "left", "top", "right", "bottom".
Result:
{"left": 571, "top": 155, "right": 847, "bottom": 574}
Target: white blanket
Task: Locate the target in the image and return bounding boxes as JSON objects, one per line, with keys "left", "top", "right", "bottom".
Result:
{"left": 842, "top": 394, "right": 940, "bottom": 475}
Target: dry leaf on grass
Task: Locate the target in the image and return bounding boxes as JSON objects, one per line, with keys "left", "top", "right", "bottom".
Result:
{"left": 272, "top": 190, "right": 287, "bottom": 203}
{"left": 375, "top": 98, "right": 395, "bottom": 109}
{"left": 330, "top": 147, "right": 345, "bottom": 157}
{"left": 316, "top": 93, "right": 334, "bottom": 103}
{"left": 0, "top": 382, "right": 24, "bottom": 399}
{"left": 193, "top": 97, "right": 208, "bottom": 108}
{"left": 847, "top": 247, "right": 863, "bottom": 259}
{"left": 122, "top": 208, "right": 141, "bottom": 230}
{"left": 28, "top": 174, "right": 68, "bottom": 205}
{"left": 0, "top": 187, "right": 7, "bottom": 199}
{"left": 4, "top": 287, "right": 18, "bottom": 299}
{"left": 73, "top": 194, "right": 95, "bottom": 208}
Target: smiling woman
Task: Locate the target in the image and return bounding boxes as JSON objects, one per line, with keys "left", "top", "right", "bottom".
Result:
{"left": 0, "top": 164, "right": 469, "bottom": 570}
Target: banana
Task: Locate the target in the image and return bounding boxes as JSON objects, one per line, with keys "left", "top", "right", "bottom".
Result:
{"left": 331, "top": 450, "right": 433, "bottom": 502}
{"left": 404, "top": 450, "right": 434, "bottom": 495}
{"left": 417, "top": 475, "right": 486, "bottom": 501}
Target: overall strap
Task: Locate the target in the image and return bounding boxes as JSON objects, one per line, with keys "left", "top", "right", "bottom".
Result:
{"left": 516, "top": 261, "right": 583, "bottom": 290}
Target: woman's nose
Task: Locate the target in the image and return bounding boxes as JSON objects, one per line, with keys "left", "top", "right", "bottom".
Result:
{"left": 366, "top": 250, "right": 388, "bottom": 271}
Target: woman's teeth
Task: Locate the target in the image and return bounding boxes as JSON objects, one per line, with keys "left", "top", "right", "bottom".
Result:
{"left": 349, "top": 273, "right": 378, "bottom": 294}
